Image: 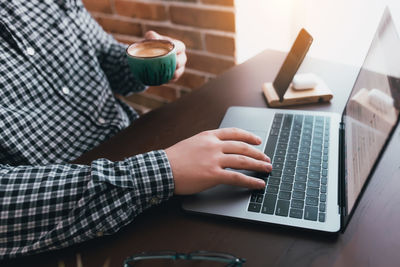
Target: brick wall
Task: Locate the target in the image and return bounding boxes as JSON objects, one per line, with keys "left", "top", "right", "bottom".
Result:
{"left": 83, "top": 0, "right": 237, "bottom": 114}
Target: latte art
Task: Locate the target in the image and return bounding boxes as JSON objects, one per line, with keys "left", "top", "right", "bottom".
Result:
{"left": 127, "top": 40, "right": 173, "bottom": 58}
{"left": 129, "top": 47, "right": 170, "bottom": 57}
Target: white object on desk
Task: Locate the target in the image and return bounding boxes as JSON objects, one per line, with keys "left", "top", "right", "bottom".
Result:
{"left": 292, "top": 73, "right": 319, "bottom": 90}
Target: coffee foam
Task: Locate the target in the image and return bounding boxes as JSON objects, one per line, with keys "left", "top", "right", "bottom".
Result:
{"left": 128, "top": 40, "right": 173, "bottom": 58}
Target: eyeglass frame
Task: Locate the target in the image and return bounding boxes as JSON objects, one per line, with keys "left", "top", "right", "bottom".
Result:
{"left": 123, "top": 250, "right": 246, "bottom": 267}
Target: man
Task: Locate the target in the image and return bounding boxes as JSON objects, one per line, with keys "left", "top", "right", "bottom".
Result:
{"left": 0, "top": 0, "right": 271, "bottom": 259}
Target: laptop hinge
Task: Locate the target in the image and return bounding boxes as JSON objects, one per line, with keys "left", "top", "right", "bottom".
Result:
{"left": 338, "top": 123, "right": 346, "bottom": 221}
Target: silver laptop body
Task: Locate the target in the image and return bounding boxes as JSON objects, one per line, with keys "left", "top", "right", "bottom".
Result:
{"left": 182, "top": 8, "right": 400, "bottom": 233}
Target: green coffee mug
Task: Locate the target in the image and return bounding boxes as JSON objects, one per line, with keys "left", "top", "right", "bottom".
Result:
{"left": 126, "top": 39, "right": 176, "bottom": 86}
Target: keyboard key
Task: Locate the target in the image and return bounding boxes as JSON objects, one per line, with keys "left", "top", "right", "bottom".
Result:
{"left": 280, "top": 131, "right": 289, "bottom": 137}
{"left": 319, "top": 212, "right": 326, "bottom": 222}
{"left": 265, "top": 135, "right": 278, "bottom": 160}
{"left": 301, "top": 140, "right": 311, "bottom": 147}
{"left": 285, "top": 160, "right": 296, "bottom": 167}
{"left": 309, "top": 165, "right": 321, "bottom": 172}
{"left": 297, "top": 160, "right": 309, "bottom": 167}
{"left": 292, "top": 190, "right": 305, "bottom": 199}
{"left": 287, "top": 153, "right": 297, "bottom": 161}
{"left": 307, "top": 180, "right": 320, "bottom": 188}
{"left": 322, "top": 162, "right": 328, "bottom": 169}
{"left": 283, "top": 167, "right": 295, "bottom": 175}
{"left": 305, "top": 115, "right": 313, "bottom": 122}
{"left": 310, "top": 157, "right": 322, "bottom": 165}
{"left": 290, "top": 135, "right": 300, "bottom": 142}
{"left": 289, "top": 208, "right": 303, "bottom": 219}
{"left": 274, "top": 155, "right": 285, "bottom": 162}
{"left": 277, "top": 143, "right": 287, "bottom": 150}
{"left": 266, "top": 185, "right": 279, "bottom": 194}
{"left": 280, "top": 182, "right": 293, "bottom": 192}
{"left": 256, "top": 194, "right": 264, "bottom": 203}
{"left": 306, "top": 196, "right": 319, "bottom": 206}
{"left": 275, "top": 200, "right": 290, "bottom": 217}
{"left": 273, "top": 162, "right": 284, "bottom": 170}
{"left": 278, "top": 191, "right": 291, "bottom": 200}
{"left": 308, "top": 172, "right": 321, "bottom": 180}
{"left": 298, "top": 153, "right": 309, "bottom": 160}
{"left": 295, "top": 173, "right": 307, "bottom": 182}
{"left": 294, "top": 114, "right": 304, "bottom": 122}
{"left": 311, "top": 151, "right": 322, "bottom": 158}
{"left": 320, "top": 185, "right": 327, "bottom": 193}
{"left": 282, "top": 175, "right": 294, "bottom": 183}
{"left": 321, "top": 177, "right": 328, "bottom": 185}
{"left": 250, "top": 194, "right": 257, "bottom": 202}
{"left": 274, "top": 113, "right": 283, "bottom": 120}
{"left": 270, "top": 170, "right": 282, "bottom": 178}
{"left": 270, "top": 128, "right": 280, "bottom": 136}
{"left": 312, "top": 146, "right": 322, "bottom": 153}
{"left": 272, "top": 122, "right": 281, "bottom": 129}
{"left": 322, "top": 169, "right": 328, "bottom": 176}
{"left": 291, "top": 199, "right": 304, "bottom": 209}
{"left": 319, "top": 203, "right": 326, "bottom": 212}
{"left": 288, "top": 147, "right": 298, "bottom": 154}
{"left": 279, "top": 136, "right": 289, "bottom": 143}
{"left": 304, "top": 206, "right": 318, "bottom": 221}
{"left": 313, "top": 138, "right": 323, "bottom": 145}
{"left": 320, "top": 193, "right": 327, "bottom": 202}
{"left": 292, "top": 129, "right": 301, "bottom": 136}
{"left": 248, "top": 203, "right": 261, "bottom": 212}
{"left": 296, "top": 167, "right": 308, "bottom": 174}
{"left": 306, "top": 188, "right": 319, "bottom": 197}
{"left": 262, "top": 193, "right": 277, "bottom": 214}
{"left": 275, "top": 149, "right": 286, "bottom": 156}
{"left": 299, "top": 147, "right": 310, "bottom": 153}
{"left": 294, "top": 182, "right": 306, "bottom": 191}
{"left": 268, "top": 177, "right": 280, "bottom": 185}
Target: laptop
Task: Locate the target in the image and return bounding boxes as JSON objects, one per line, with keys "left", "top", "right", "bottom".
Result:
{"left": 182, "top": 8, "right": 400, "bottom": 232}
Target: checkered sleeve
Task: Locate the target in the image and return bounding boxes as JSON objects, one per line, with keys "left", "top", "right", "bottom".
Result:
{"left": 76, "top": 1, "right": 146, "bottom": 95}
{"left": 0, "top": 150, "right": 175, "bottom": 259}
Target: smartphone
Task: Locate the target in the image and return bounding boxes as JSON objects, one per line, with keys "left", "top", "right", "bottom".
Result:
{"left": 273, "top": 28, "right": 313, "bottom": 102}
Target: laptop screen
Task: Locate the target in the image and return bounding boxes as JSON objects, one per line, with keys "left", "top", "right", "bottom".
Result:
{"left": 342, "top": 8, "right": 400, "bottom": 214}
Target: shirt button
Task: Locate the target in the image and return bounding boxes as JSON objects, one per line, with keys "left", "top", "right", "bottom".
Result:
{"left": 26, "top": 47, "right": 35, "bottom": 56}
{"left": 96, "top": 230, "right": 104, "bottom": 237}
{"left": 98, "top": 117, "right": 106, "bottom": 124}
{"left": 150, "top": 197, "right": 159, "bottom": 205}
{"left": 62, "top": 87, "right": 70, "bottom": 95}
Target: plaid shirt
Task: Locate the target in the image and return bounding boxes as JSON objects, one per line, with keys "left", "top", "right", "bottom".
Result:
{"left": 0, "top": 0, "right": 174, "bottom": 259}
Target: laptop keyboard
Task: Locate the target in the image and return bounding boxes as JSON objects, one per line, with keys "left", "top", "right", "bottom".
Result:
{"left": 247, "top": 113, "right": 330, "bottom": 222}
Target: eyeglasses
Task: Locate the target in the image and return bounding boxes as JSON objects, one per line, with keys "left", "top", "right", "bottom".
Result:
{"left": 124, "top": 251, "right": 246, "bottom": 266}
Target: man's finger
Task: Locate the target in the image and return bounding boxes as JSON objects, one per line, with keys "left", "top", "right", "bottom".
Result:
{"left": 173, "top": 39, "right": 186, "bottom": 54}
{"left": 222, "top": 141, "right": 270, "bottom": 162}
{"left": 214, "top": 128, "right": 262, "bottom": 145}
{"left": 172, "top": 67, "right": 185, "bottom": 81}
{"left": 220, "top": 170, "right": 266, "bottom": 189}
{"left": 176, "top": 53, "right": 187, "bottom": 69}
{"left": 144, "top": 30, "right": 162, "bottom": 40}
{"left": 220, "top": 154, "right": 272, "bottom": 173}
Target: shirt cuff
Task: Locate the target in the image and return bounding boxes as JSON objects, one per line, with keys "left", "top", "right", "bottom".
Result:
{"left": 125, "top": 149, "right": 175, "bottom": 207}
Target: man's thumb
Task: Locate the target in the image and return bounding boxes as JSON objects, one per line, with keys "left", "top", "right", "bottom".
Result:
{"left": 144, "top": 30, "right": 162, "bottom": 40}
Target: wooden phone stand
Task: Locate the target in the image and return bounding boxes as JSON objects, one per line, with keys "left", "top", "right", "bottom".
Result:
{"left": 262, "top": 79, "right": 333, "bottom": 108}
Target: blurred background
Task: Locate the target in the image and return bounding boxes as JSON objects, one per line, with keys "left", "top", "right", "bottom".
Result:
{"left": 82, "top": 0, "right": 400, "bottom": 113}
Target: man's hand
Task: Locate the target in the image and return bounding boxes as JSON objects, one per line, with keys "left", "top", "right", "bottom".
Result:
{"left": 144, "top": 31, "right": 187, "bottom": 82}
{"left": 165, "top": 128, "right": 272, "bottom": 195}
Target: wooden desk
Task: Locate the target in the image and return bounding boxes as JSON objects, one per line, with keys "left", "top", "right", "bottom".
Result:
{"left": 3, "top": 50, "right": 400, "bottom": 267}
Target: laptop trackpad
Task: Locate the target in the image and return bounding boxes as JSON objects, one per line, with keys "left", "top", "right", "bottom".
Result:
{"left": 182, "top": 184, "right": 251, "bottom": 214}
